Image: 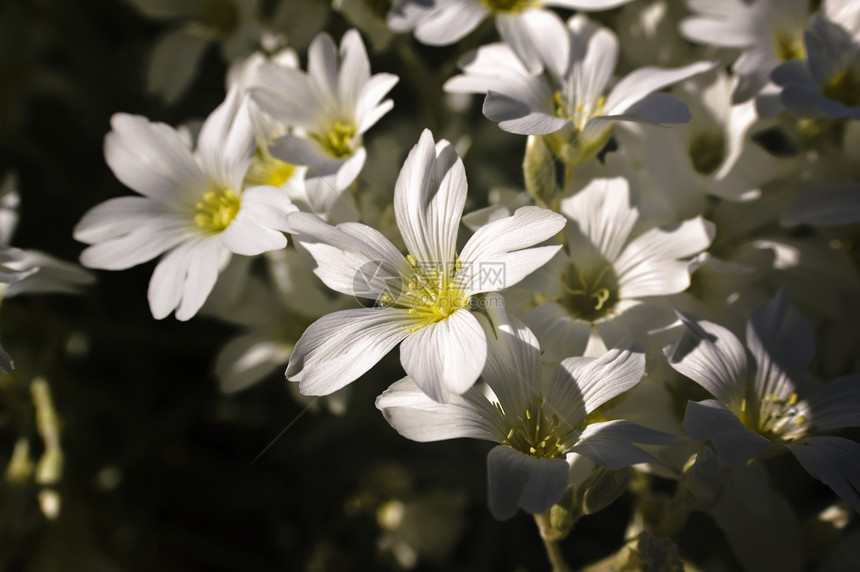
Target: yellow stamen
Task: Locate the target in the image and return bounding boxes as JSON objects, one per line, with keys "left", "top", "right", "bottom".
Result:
{"left": 194, "top": 188, "right": 240, "bottom": 233}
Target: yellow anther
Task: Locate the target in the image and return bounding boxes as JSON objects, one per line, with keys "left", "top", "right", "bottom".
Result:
{"left": 592, "top": 288, "right": 610, "bottom": 310}
{"left": 406, "top": 254, "right": 417, "bottom": 267}
{"left": 525, "top": 410, "right": 532, "bottom": 420}
{"left": 507, "top": 429, "right": 515, "bottom": 440}
{"left": 795, "top": 415, "right": 806, "bottom": 425}
{"left": 194, "top": 188, "right": 240, "bottom": 233}
{"left": 789, "top": 393, "right": 798, "bottom": 406}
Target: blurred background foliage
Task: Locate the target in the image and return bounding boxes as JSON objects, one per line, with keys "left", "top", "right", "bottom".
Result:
{"left": 0, "top": 0, "right": 856, "bottom": 571}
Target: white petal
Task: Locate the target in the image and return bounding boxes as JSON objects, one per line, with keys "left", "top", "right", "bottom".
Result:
{"left": 307, "top": 32, "right": 339, "bottom": 101}
{"left": 615, "top": 217, "right": 713, "bottom": 299}
{"left": 711, "top": 464, "right": 803, "bottom": 572}
{"left": 483, "top": 90, "right": 569, "bottom": 135}
{"left": 236, "top": 185, "right": 296, "bottom": 232}
{"left": 566, "top": 16, "right": 618, "bottom": 111}
{"left": 444, "top": 43, "right": 532, "bottom": 96}
{"left": 376, "top": 377, "right": 500, "bottom": 442}
{"left": 598, "top": 92, "right": 693, "bottom": 125}
{"left": 251, "top": 65, "right": 319, "bottom": 127}
{"left": 604, "top": 61, "right": 715, "bottom": 115}
{"left": 746, "top": 288, "right": 814, "bottom": 403}
{"left": 663, "top": 311, "right": 748, "bottom": 407}
{"left": 575, "top": 419, "right": 680, "bottom": 469}
{"left": 196, "top": 86, "right": 255, "bottom": 189}
{"left": 287, "top": 307, "right": 413, "bottom": 395}
{"left": 220, "top": 217, "right": 286, "bottom": 256}
{"left": 400, "top": 309, "right": 487, "bottom": 402}
{"left": 269, "top": 134, "right": 336, "bottom": 169}
{"left": 288, "top": 211, "right": 409, "bottom": 298}
{"left": 74, "top": 196, "right": 176, "bottom": 244}
{"left": 522, "top": 302, "right": 591, "bottom": 360}
{"left": 683, "top": 399, "right": 770, "bottom": 468}
{"left": 486, "top": 445, "right": 570, "bottom": 520}
{"left": 147, "top": 241, "right": 193, "bottom": 320}
{"left": 215, "top": 334, "right": 293, "bottom": 394}
{"left": 783, "top": 183, "right": 860, "bottom": 227}
{"left": 79, "top": 222, "right": 188, "bottom": 270}
{"left": 545, "top": 0, "right": 633, "bottom": 9}
{"left": 477, "top": 296, "right": 542, "bottom": 415}
{"left": 806, "top": 375, "right": 860, "bottom": 432}
{"left": 459, "top": 206, "right": 565, "bottom": 294}
{"left": 175, "top": 238, "right": 230, "bottom": 321}
{"left": 551, "top": 345, "right": 645, "bottom": 425}
{"left": 394, "top": 130, "right": 466, "bottom": 265}
{"left": 414, "top": 1, "right": 488, "bottom": 46}
{"left": 786, "top": 436, "right": 860, "bottom": 513}
{"left": 496, "top": 10, "right": 569, "bottom": 76}
{"left": 104, "top": 113, "right": 206, "bottom": 202}
{"left": 560, "top": 176, "right": 637, "bottom": 263}
{"left": 356, "top": 74, "right": 399, "bottom": 133}
{"left": 337, "top": 29, "right": 371, "bottom": 113}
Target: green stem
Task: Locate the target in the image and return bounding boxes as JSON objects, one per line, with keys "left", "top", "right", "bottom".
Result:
{"left": 534, "top": 513, "right": 573, "bottom": 572}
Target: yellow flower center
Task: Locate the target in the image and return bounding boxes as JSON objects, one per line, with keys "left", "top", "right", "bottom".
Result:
{"left": 194, "top": 188, "right": 240, "bottom": 233}
{"left": 554, "top": 92, "right": 606, "bottom": 132}
{"left": 561, "top": 261, "right": 619, "bottom": 323}
{"left": 244, "top": 144, "right": 297, "bottom": 188}
{"left": 315, "top": 121, "right": 358, "bottom": 158}
{"left": 481, "top": 0, "right": 540, "bottom": 13}
{"left": 400, "top": 255, "right": 470, "bottom": 330}
{"left": 739, "top": 392, "right": 811, "bottom": 443}
{"left": 772, "top": 30, "right": 805, "bottom": 62}
{"left": 497, "top": 394, "right": 572, "bottom": 459}
{"left": 688, "top": 132, "right": 726, "bottom": 176}
{"left": 823, "top": 69, "right": 860, "bottom": 107}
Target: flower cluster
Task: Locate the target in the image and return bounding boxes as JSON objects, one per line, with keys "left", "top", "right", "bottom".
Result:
{"left": 4, "top": 0, "right": 860, "bottom": 569}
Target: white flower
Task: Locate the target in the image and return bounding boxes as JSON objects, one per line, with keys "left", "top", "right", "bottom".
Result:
{"left": 514, "top": 175, "right": 713, "bottom": 359}
{"left": 771, "top": 14, "right": 860, "bottom": 119}
{"left": 74, "top": 87, "right": 295, "bottom": 321}
{"left": 389, "top": 0, "right": 635, "bottom": 72}
{"left": 615, "top": 69, "right": 785, "bottom": 220}
{"left": 445, "top": 14, "right": 713, "bottom": 166}
{"left": 680, "top": 0, "right": 810, "bottom": 103}
{"left": 285, "top": 129, "right": 565, "bottom": 402}
{"left": 252, "top": 29, "right": 399, "bottom": 215}
{"left": 376, "top": 298, "right": 675, "bottom": 520}
{"left": 665, "top": 289, "right": 860, "bottom": 511}
{"left": 129, "top": 0, "right": 265, "bottom": 103}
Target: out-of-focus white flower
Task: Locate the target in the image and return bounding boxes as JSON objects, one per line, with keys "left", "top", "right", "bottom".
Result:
{"left": 285, "top": 130, "right": 565, "bottom": 402}
{"left": 389, "top": 0, "right": 635, "bottom": 73}
{"left": 204, "top": 249, "right": 354, "bottom": 414}
{"left": 783, "top": 121, "right": 860, "bottom": 227}
{"left": 680, "top": 0, "right": 810, "bottom": 103}
{"left": 617, "top": 70, "right": 785, "bottom": 220}
{"left": 335, "top": 0, "right": 396, "bottom": 52}
{"left": 665, "top": 289, "right": 860, "bottom": 512}
{"left": 74, "top": 88, "right": 295, "bottom": 321}
{"left": 445, "top": 14, "right": 712, "bottom": 166}
{"left": 376, "top": 300, "right": 676, "bottom": 520}
{"left": 128, "top": 0, "right": 265, "bottom": 103}
{"left": 772, "top": 14, "right": 860, "bottom": 120}
{"left": 252, "top": 29, "right": 398, "bottom": 219}
{"left": 616, "top": 0, "right": 697, "bottom": 68}
{"left": 513, "top": 176, "right": 713, "bottom": 359}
